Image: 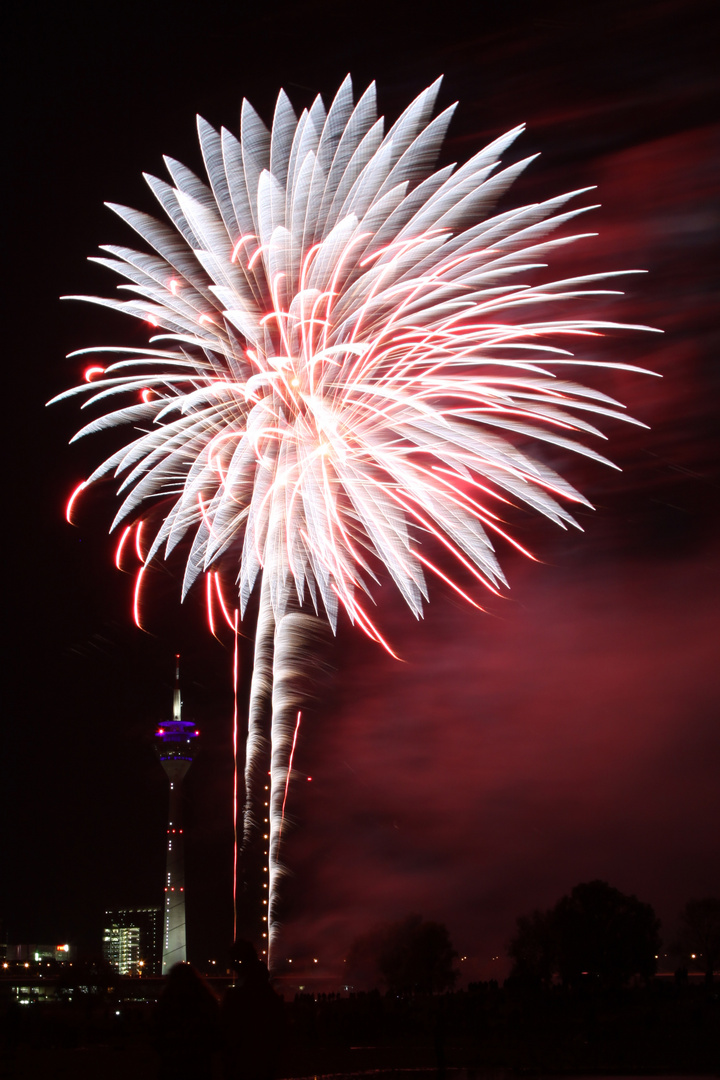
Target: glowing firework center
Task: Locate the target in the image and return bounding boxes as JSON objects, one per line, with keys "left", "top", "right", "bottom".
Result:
{"left": 155, "top": 656, "right": 199, "bottom": 973}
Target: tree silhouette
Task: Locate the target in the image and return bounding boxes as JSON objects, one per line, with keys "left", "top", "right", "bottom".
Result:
{"left": 508, "top": 880, "right": 660, "bottom": 990}
{"left": 507, "top": 908, "right": 557, "bottom": 988}
{"left": 348, "top": 914, "right": 458, "bottom": 994}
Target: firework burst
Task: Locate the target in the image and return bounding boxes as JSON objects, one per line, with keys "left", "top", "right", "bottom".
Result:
{"left": 51, "top": 76, "right": 655, "bottom": 963}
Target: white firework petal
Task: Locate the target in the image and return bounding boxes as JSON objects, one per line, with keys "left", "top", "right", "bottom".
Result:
{"left": 379, "top": 102, "right": 456, "bottom": 201}
{"left": 306, "top": 213, "right": 359, "bottom": 296}
{"left": 220, "top": 127, "right": 256, "bottom": 248}
{"left": 289, "top": 150, "right": 317, "bottom": 254}
{"left": 105, "top": 203, "right": 214, "bottom": 302}
{"left": 239, "top": 98, "right": 271, "bottom": 239}
{"left": 71, "top": 401, "right": 161, "bottom": 442}
{"left": 197, "top": 116, "right": 241, "bottom": 239}
{"left": 269, "top": 90, "right": 297, "bottom": 188}
{"left": 325, "top": 117, "right": 385, "bottom": 232}
{"left": 182, "top": 521, "right": 211, "bottom": 594}
{"left": 174, "top": 191, "right": 233, "bottom": 269}
{"left": 283, "top": 110, "right": 311, "bottom": 217}
{"left": 95, "top": 247, "right": 175, "bottom": 291}
{"left": 163, "top": 155, "right": 216, "bottom": 211}
{"left": 315, "top": 76, "right": 354, "bottom": 176}
{"left": 144, "top": 173, "right": 203, "bottom": 251}
{"left": 256, "top": 170, "right": 287, "bottom": 255}
{"left": 317, "top": 81, "right": 376, "bottom": 229}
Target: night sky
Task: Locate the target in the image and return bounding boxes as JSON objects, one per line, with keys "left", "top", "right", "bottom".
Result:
{"left": 5, "top": 0, "right": 719, "bottom": 983}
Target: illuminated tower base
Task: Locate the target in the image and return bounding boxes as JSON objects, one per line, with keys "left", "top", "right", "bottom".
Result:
{"left": 156, "top": 656, "right": 199, "bottom": 975}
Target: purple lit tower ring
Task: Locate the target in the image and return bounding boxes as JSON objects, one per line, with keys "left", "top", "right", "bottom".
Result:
{"left": 155, "top": 655, "right": 199, "bottom": 973}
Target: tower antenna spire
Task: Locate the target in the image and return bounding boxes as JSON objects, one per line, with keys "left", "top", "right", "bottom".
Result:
{"left": 173, "top": 653, "right": 182, "bottom": 722}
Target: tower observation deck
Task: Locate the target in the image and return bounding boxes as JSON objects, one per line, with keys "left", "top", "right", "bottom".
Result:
{"left": 155, "top": 655, "right": 199, "bottom": 974}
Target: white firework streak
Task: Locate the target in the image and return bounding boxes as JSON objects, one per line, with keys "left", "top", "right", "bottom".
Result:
{"left": 51, "top": 76, "right": 658, "bottom": 965}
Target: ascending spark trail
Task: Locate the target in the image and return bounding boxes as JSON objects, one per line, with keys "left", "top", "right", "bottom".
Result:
{"left": 52, "top": 76, "right": 657, "bottom": 968}
{"left": 206, "top": 573, "right": 217, "bottom": 638}
{"left": 278, "top": 710, "right": 302, "bottom": 847}
{"left": 214, "top": 574, "right": 236, "bottom": 630}
{"left": 232, "top": 608, "right": 239, "bottom": 943}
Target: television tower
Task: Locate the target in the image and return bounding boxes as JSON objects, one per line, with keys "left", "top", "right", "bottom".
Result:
{"left": 155, "top": 655, "right": 199, "bottom": 974}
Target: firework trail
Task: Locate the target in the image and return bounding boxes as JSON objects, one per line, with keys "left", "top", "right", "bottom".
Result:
{"left": 279, "top": 710, "right": 303, "bottom": 845}
{"left": 51, "top": 76, "right": 656, "bottom": 964}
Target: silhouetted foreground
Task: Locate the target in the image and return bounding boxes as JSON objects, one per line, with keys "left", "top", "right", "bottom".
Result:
{"left": 2, "top": 976, "right": 718, "bottom": 1077}
{"left": 221, "top": 942, "right": 284, "bottom": 1080}
{"left": 154, "top": 963, "right": 219, "bottom": 1079}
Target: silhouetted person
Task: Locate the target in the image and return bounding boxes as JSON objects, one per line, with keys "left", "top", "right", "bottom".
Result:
{"left": 220, "top": 940, "right": 284, "bottom": 1080}
{"left": 154, "top": 961, "right": 220, "bottom": 1079}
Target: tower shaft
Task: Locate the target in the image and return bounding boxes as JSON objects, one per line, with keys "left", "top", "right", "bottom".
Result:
{"left": 155, "top": 655, "right": 198, "bottom": 975}
{"left": 162, "top": 761, "right": 190, "bottom": 973}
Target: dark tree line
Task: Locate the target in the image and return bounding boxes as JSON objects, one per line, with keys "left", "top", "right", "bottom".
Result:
{"left": 347, "top": 914, "right": 458, "bottom": 994}
{"left": 507, "top": 880, "right": 661, "bottom": 989}
{"left": 347, "top": 884, "right": 720, "bottom": 996}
